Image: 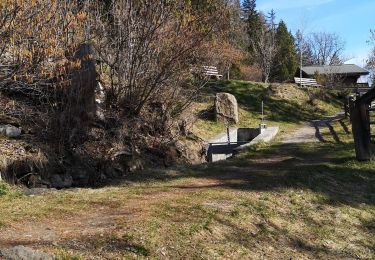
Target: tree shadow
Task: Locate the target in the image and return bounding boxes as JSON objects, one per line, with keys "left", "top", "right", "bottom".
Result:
{"left": 310, "top": 121, "right": 326, "bottom": 142}
{"left": 123, "top": 141, "right": 374, "bottom": 207}
{"left": 210, "top": 214, "right": 358, "bottom": 259}
{"left": 338, "top": 120, "right": 350, "bottom": 134}
{"left": 325, "top": 122, "right": 342, "bottom": 143}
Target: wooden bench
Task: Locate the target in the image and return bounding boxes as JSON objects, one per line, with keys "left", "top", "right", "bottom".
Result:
{"left": 203, "top": 66, "right": 222, "bottom": 79}
{"left": 294, "top": 77, "right": 321, "bottom": 87}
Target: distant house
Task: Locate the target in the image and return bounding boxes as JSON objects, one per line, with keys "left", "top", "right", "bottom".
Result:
{"left": 296, "top": 64, "right": 370, "bottom": 86}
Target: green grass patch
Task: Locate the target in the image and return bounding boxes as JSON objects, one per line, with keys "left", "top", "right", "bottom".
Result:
{"left": 0, "top": 181, "right": 9, "bottom": 196}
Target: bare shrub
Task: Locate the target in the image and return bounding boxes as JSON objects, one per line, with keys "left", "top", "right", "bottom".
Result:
{"left": 307, "top": 89, "right": 328, "bottom": 105}
{"left": 91, "top": 1, "right": 231, "bottom": 141}
{"left": 238, "top": 65, "right": 263, "bottom": 81}
{"left": 306, "top": 32, "right": 345, "bottom": 65}
{"left": 0, "top": 0, "right": 97, "bottom": 148}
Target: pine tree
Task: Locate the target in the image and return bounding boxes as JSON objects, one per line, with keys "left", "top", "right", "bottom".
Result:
{"left": 241, "top": 0, "right": 262, "bottom": 61}
{"left": 271, "top": 20, "right": 298, "bottom": 82}
{"left": 241, "top": 0, "right": 257, "bottom": 21}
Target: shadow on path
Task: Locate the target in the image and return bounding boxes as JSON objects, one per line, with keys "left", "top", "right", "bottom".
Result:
{"left": 310, "top": 112, "right": 346, "bottom": 144}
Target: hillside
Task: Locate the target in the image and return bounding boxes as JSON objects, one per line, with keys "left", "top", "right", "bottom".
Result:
{"left": 1, "top": 81, "right": 374, "bottom": 259}
{"left": 0, "top": 113, "right": 374, "bottom": 259}
{"left": 192, "top": 80, "right": 344, "bottom": 140}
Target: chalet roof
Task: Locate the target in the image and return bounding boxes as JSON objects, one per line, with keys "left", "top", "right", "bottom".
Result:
{"left": 301, "top": 64, "right": 369, "bottom": 76}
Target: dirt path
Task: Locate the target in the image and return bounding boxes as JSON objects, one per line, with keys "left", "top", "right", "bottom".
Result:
{"left": 282, "top": 124, "right": 319, "bottom": 144}
{"left": 0, "top": 181, "right": 222, "bottom": 245}
{"left": 0, "top": 113, "right": 350, "bottom": 258}
{"left": 282, "top": 112, "right": 346, "bottom": 144}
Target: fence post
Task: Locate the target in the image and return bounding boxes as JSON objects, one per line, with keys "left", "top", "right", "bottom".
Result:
{"left": 351, "top": 101, "right": 371, "bottom": 161}
{"left": 344, "top": 96, "right": 350, "bottom": 118}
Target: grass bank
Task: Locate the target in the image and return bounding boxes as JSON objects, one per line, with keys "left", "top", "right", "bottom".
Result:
{"left": 0, "top": 118, "right": 373, "bottom": 259}
{"left": 193, "top": 80, "right": 345, "bottom": 140}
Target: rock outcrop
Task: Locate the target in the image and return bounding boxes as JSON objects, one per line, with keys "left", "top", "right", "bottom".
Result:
{"left": 0, "top": 246, "right": 53, "bottom": 260}
{"left": 0, "top": 124, "right": 22, "bottom": 138}
{"left": 215, "top": 92, "right": 239, "bottom": 124}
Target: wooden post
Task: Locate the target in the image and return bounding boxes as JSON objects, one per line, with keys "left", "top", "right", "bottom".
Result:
{"left": 344, "top": 96, "right": 350, "bottom": 118}
{"left": 351, "top": 101, "right": 371, "bottom": 161}
{"left": 348, "top": 96, "right": 354, "bottom": 123}
{"left": 227, "top": 127, "right": 230, "bottom": 144}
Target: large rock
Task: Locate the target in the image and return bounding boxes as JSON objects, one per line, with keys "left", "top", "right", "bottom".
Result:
{"left": 215, "top": 92, "right": 239, "bottom": 124}
{"left": 0, "top": 124, "right": 22, "bottom": 138}
{"left": 111, "top": 149, "right": 144, "bottom": 174}
{"left": 0, "top": 246, "right": 53, "bottom": 260}
{"left": 50, "top": 173, "right": 73, "bottom": 189}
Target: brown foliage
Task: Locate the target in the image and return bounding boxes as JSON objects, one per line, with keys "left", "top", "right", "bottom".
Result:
{"left": 0, "top": 0, "right": 88, "bottom": 89}
{"left": 92, "top": 0, "right": 231, "bottom": 119}
{"left": 0, "top": 0, "right": 95, "bottom": 148}
{"left": 0, "top": 0, "right": 236, "bottom": 173}
{"left": 238, "top": 65, "right": 262, "bottom": 81}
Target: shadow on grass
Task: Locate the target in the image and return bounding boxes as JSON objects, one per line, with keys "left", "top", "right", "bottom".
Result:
{"left": 209, "top": 213, "right": 357, "bottom": 259}
{"left": 125, "top": 141, "right": 375, "bottom": 207}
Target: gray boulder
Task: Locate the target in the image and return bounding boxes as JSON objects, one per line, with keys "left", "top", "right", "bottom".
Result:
{"left": 215, "top": 92, "right": 239, "bottom": 124}
{"left": 0, "top": 246, "right": 53, "bottom": 260}
{"left": 50, "top": 173, "right": 73, "bottom": 188}
{"left": 0, "top": 124, "right": 22, "bottom": 138}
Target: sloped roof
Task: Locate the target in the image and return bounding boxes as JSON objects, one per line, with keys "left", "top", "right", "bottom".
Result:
{"left": 301, "top": 64, "right": 369, "bottom": 76}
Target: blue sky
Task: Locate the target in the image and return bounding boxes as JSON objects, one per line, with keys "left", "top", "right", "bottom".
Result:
{"left": 255, "top": 0, "right": 375, "bottom": 67}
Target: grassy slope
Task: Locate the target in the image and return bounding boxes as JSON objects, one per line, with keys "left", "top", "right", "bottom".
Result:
{"left": 0, "top": 82, "right": 374, "bottom": 259}
{"left": 193, "top": 80, "right": 344, "bottom": 140}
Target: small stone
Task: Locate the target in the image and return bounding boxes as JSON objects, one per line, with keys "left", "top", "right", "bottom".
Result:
{"left": 0, "top": 124, "right": 22, "bottom": 138}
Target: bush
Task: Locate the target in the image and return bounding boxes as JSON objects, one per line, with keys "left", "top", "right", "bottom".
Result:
{"left": 0, "top": 182, "right": 9, "bottom": 196}
{"left": 238, "top": 65, "right": 263, "bottom": 82}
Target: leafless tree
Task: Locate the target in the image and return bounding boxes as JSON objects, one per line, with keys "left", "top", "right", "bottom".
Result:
{"left": 92, "top": 0, "right": 230, "bottom": 127}
{"left": 306, "top": 32, "right": 345, "bottom": 65}
{"left": 249, "top": 13, "right": 277, "bottom": 83}
{"left": 367, "top": 30, "right": 375, "bottom": 86}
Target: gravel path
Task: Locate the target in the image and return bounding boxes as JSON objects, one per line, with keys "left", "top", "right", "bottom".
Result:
{"left": 282, "top": 124, "right": 319, "bottom": 144}
{"left": 282, "top": 112, "right": 345, "bottom": 144}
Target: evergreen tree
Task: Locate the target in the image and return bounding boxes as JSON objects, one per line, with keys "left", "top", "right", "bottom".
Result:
{"left": 241, "top": 0, "right": 262, "bottom": 61}
{"left": 271, "top": 20, "right": 298, "bottom": 82}
{"left": 241, "top": 0, "right": 257, "bottom": 21}
{"left": 227, "top": 0, "right": 246, "bottom": 49}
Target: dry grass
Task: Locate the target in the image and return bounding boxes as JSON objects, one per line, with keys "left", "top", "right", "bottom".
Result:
{"left": 0, "top": 119, "right": 374, "bottom": 259}
{"left": 0, "top": 82, "right": 372, "bottom": 259}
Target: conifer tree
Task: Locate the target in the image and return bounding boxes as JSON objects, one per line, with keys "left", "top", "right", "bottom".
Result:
{"left": 241, "top": 0, "right": 256, "bottom": 20}
{"left": 271, "top": 20, "right": 298, "bottom": 82}
{"left": 241, "top": 0, "right": 262, "bottom": 61}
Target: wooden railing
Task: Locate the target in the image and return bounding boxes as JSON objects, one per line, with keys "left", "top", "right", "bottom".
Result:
{"left": 294, "top": 77, "right": 321, "bottom": 87}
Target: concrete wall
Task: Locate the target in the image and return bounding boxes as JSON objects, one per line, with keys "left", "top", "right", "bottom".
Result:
{"left": 234, "top": 127, "right": 279, "bottom": 152}
{"left": 237, "top": 128, "right": 260, "bottom": 142}
{"left": 207, "top": 128, "right": 238, "bottom": 162}
{"left": 208, "top": 128, "right": 238, "bottom": 144}
{"left": 206, "top": 127, "right": 279, "bottom": 162}
{"left": 207, "top": 127, "right": 260, "bottom": 162}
